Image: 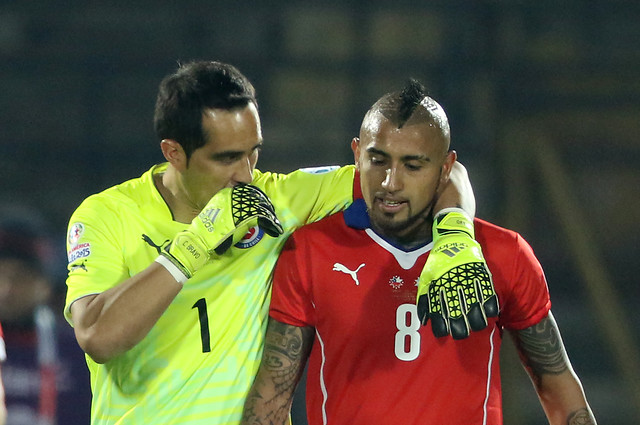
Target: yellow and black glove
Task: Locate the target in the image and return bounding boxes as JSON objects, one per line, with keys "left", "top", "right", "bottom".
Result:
{"left": 159, "top": 184, "right": 283, "bottom": 281}
{"left": 416, "top": 210, "right": 499, "bottom": 339}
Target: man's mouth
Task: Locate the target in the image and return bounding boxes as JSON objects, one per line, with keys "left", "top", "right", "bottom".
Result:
{"left": 375, "top": 197, "right": 407, "bottom": 213}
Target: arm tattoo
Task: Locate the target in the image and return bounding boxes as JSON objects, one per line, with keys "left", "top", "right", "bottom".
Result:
{"left": 512, "top": 314, "right": 597, "bottom": 425}
{"left": 567, "top": 408, "right": 596, "bottom": 425}
{"left": 242, "top": 320, "right": 314, "bottom": 425}
{"left": 512, "top": 314, "right": 568, "bottom": 385}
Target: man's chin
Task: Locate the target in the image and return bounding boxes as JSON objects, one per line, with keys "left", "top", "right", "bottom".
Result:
{"left": 371, "top": 214, "right": 410, "bottom": 233}
{"left": 371, "top": 208, "right": 432, "bottom": 234}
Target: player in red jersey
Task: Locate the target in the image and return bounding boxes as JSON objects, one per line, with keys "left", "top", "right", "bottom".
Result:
{"left": 241, "top": 80, "right": 597, "bottom": 425}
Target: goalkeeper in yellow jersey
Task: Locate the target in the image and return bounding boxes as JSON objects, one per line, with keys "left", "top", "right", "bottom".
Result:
{"left": 64, "top": 60, "right": 495, "bottom": 425}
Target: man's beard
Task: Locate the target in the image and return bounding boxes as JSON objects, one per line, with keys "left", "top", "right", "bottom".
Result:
{"left": 368, "top": 202, "right": 434, "bottom": 240}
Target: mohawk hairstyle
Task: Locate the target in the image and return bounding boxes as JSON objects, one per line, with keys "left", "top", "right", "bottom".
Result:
{"left": 372, "top": 78, "right": 430, "bottom": 129}
{"left": 362, "top": 78, "right": 450, "bottom": 145}
{"left": 397, "top": 78, "right": 428, "bottom": 128}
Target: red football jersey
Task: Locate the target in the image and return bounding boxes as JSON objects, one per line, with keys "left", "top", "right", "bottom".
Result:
{"left": 270, "top": 204, "right": 551, "bottom": 425}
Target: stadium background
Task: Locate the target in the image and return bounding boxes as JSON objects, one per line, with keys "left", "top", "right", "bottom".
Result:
{"left": 0, "top": 1, "right": 638, "bottom": 423}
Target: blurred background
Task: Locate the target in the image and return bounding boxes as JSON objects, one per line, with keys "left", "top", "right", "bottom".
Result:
{"left": 0, "top": 0, "right": 638, "bottom": 423}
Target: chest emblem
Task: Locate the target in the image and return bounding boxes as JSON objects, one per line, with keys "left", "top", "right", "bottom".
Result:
{"left": 235, "top": 225, "right": 264, "bottom": 249}
{"left": 332, "top": 262, "right": 365, "bottom": 286}
{"left": 389, "top": 275, "right": 404, "bottom": 289}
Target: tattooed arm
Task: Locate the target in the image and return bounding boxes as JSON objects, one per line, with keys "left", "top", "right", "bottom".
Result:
{"left": 510, "top": 311, "right": 597, "bottom": 425}
{"left": 242, "top": 318, "right": 315, "bottom": 425}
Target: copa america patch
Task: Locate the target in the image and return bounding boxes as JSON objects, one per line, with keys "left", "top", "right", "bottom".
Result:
{"left": 68, "top": 222, "right": 85, "bottom": 248}
{"left": 68, "top": 243, "right": 91, "bottom": 263}
{"left": 298, "top": 165, "right": 339, "bottom": 174}
{"left": 235, "top": 225, "right": 264, "bottom": 249}
{"left": 67, "top": 222, "right": 91, "bottom": 262}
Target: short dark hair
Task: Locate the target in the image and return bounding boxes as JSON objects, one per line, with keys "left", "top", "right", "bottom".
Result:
{"left": 153, "top": 60, "right": 257, "bottom": 158}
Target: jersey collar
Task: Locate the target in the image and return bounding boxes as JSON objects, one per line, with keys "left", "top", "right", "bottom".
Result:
{"left": 343, "top": 199, "right": 433, "bottom": 252}
{"left": 343, "top": 198, "right": 370, "bottom": 230}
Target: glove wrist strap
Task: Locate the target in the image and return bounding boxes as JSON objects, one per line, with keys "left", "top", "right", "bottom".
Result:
{"left": 155, "top": 254, "right": 189, "bottom": 284}
{"left": 434, "top": 210, "right": 474, "bottom": 238}
{"left": 433, "top": 207, "right": 468, "bottom": 220}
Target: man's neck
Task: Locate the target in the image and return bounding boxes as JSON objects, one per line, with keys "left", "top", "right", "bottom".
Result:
{"left": 154, "top": 167, "right": 199, "bottom": 224}
{"left": 370, "top": 222, "right": 433, "bottom": 251}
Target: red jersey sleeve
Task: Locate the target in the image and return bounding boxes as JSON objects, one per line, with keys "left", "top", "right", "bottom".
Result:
{"left": 269, "top": 232, "right": 315, "bottom": 327}
{"left": 498, "top": 232, "right": 552, "bottom": 330}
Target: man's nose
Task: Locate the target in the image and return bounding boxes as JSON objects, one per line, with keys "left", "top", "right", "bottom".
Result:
{"left": 233, "top": 156, "right": 254, "bottom": 184}
{"left": 381, "top": 167, "right": 402, "bottom": 192}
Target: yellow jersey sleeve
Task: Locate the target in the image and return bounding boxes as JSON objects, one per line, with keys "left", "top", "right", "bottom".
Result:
{"left": 64, "top": 164, "right": 182, "bottom": 324}
{"left": 65, "top": 195, "right": 128, "bottom": 319}
{"left": 254, "top": 164, "right": 356, "bottom": 231}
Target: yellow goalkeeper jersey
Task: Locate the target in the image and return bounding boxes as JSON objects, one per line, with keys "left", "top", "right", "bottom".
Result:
{"left": 64, "top": 163, "right": 355, "bottom": 424}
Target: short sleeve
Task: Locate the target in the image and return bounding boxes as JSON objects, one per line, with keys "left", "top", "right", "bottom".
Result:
{"left": 256, "top": 165, "right": 356, "bottom": 231}
{"left": 64, "top": 196, "right": 129, "bottom": 324}
{"left": 269, "top": 232, "right": 315, "bottom": 327}
{"left": 499, "top": 233, "right": 552, "bottom": 330}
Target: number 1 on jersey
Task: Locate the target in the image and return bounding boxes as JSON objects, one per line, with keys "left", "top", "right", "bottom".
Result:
{"left": 192, "top": 298, "right": 211, "bottom": 353}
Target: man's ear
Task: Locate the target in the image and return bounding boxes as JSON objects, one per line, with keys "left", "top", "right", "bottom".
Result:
{"left": 440, "top": 150, "right": 458, "bottom": 183}
{"left": 351, "top": 137, "right": 361, "bottom": 170}
{"left": 160, "top": 139, "right": 187, "bottom": 170}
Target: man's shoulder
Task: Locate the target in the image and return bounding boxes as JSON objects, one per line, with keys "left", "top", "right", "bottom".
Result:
{"left": 475, "top": 218, "right": 520, "bottom": 241}
{"left": 475, "top": 217, "right": 514, "bottom": 232}
{"left": 474, "top": 217, "right": 533, "bottom": 260}
{"left": 74, "top": 166, "right": 158, "bottom": 216}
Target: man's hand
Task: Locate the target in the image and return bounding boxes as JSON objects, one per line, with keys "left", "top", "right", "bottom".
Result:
{"left": 161, "top": 184, "right": 283, "bottom": 280}
{"left": 417, "top": 210, "right": 499, "bottom": 339}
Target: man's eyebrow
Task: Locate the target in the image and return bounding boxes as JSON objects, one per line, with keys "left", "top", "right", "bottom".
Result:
{"left": 366, "top": 147, "right": 390, "bottom": 158}
{"left": 210, "top": 142, "right": 263, "bottom": 160}
{"left": 366, "top": 146, "right": 430, "bottom": 162}
{"left": 402, "top": 154, "right": 430, "bottom": 162}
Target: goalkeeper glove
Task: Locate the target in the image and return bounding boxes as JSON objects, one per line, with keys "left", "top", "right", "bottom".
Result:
{"left": 416, "top": 210, "right": 499, "bottom": 339}
{"left": 159, "top": 183, "right": 283, "bottom": 281}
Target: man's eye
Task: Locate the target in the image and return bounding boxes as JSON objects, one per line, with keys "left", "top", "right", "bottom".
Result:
{"left": 215, "top": 156, "right": 240, "bottom": 165}
{"left": 370, "top": 157, "right": 385, "bottom": 165}
{"left": 405, "top": 163, "right": 422, "bottom": 171}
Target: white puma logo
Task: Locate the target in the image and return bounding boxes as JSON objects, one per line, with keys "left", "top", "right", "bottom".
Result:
{"left": 332, "top": 262, "right": 365, "bottom": 286}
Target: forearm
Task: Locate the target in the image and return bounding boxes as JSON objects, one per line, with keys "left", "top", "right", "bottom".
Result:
{"left": 241, "top": 320, "right": 313, "bottom": 425}
{"left": 434, "top": 160, "right": 476, "bottom": 217}
{"left": 511, "top": 313, "right": 597, "bottom": 425}
{"left": 242, "top": 374, "right": 292, "bottom": 425}
{"left": 71, "top": 262, "right": 182, "bottom": 363}
{"left": 537, "top": 371, "right": 597, "bottom": 425}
